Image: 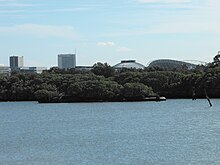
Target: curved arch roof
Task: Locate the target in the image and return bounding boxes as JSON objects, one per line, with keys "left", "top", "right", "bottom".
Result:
{"left": 113, "top": 60, "right": 145, "bottom": 69}
{"left": 148, "top": 59, "right": 196, "bottom": 70}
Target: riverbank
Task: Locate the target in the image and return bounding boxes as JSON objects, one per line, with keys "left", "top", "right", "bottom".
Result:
{"left": 38, "top": 96, "right": 167, "bottom": 103}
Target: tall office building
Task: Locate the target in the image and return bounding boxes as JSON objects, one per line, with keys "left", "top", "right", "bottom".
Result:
{"left": 10, "top": 56, "right": 24, "bottom": 69}
{"left": 58, "top": 54, "right": 76, "bottom": 69}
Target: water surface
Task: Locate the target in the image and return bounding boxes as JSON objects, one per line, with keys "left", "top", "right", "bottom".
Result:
{"left": 0, "top": 99, "right": 220, "bottom": 165}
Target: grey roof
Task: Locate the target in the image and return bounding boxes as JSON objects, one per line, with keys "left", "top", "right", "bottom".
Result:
{"left": 148, "top": 59, "right": 197, "bottom": 70}
{"left": 113, "top": 60, "right": 145, "bottom": 69}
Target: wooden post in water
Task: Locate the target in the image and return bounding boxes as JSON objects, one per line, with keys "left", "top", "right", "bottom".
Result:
{"left": 204, "top": 88, "right": 212, "bottom": 107}
{"left": 192, "top": 87, "right": 196, "bottom": 100}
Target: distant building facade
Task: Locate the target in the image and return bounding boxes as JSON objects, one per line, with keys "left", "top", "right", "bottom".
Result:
{"left": 58, "top": 54, "right": 76, "bottom": 69}
{"left": 0, "top": 66, "right": 11, "bottom": 75}
{"left": 10, "top": 56, "right": 24, "bottom": 70}
{"left": 75, "top": 66, "right": 93, "bottom": 71}
{"left": 19, "top": 67, "right": 47, "bottom": 74}
{"left": 113, "top": 60, "right": 145, "bottom": 70}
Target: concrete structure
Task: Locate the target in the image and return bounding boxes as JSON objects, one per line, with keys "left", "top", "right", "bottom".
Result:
{"left": 19, "top": 67, "right": 47, "bottom": 74}
{"left": 58, "top": 54, "right": 76, "bottom": 69}
{"left": 148, "top": 59, "right": 197, "bottom": 70}
{"left": 113, "top": 60, "right": 145, "bottom": 70}
{"left": 9, "top": 55, "right": 47, "bottom": 74}
{"left": 76, "top": 66, "right": 93, "bottom": 71}
{"left": 10, "top": 56, "right": 24, "bottom": 70}
{"left": 0, "top": 66, "right": 11, "bottom": 75}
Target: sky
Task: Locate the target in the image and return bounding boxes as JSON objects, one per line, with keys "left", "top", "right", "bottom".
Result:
{"left": 0, "top": 0, "right": 219, "bottom": 67}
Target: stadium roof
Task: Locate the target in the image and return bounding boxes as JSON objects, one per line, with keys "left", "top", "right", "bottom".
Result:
{"left": 113, "top": 60, "right": 145, "bottom": 69}
{"left": 148, "top": 59, "right": 197, "bottom": 70}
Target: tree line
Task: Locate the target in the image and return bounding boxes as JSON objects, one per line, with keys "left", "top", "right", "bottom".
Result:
{"left": 0, "top": 62, "right": 220, "bottom": 102}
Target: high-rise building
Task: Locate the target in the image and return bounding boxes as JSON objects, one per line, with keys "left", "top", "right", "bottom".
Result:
{"left": 10, "top": 56, "right": 24, "bottom": 69}
{"left": 58, "top": 54, "right": 76, "bottom": 69}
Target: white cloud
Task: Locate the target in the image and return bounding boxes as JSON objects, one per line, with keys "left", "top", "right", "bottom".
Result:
{"left": 0, "top": 8, "right": 90, "bottom": 15}
{"left": 97, "top": 42, "right": 115, "bottom": 46}
{"left": 150, "top": 22, "right": 220, "bottom": 35}
{"left": 0, "top": 10, "right": 24, "bottom": 14}
{"left": 104, "top": 20, "right": 220, "bottom": 37}
{"left": 0, "top": 24, "right": 77, "bottom": 39}
{"left": 116, "top": 47, "right": 132, "bottom": 52}
{"left": 0, "top": 3, "right": 35, "bottom": 7}
{"left": 104, "top": 0, "right": 220, "bottom": 37}
{"left": 33, "top": 7, "right": 90, "bottom": 14}
{"left": 0, "top": 0, "right": 15, "bottom": 2}
{"left": 137, "top": 0, "right": 191, "bottom": 3}
{"left": 96, "top": 42, "right": 132, "bottom": 53}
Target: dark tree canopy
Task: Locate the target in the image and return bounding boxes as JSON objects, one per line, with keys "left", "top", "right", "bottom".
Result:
{"left": 0, "top": 62, "right": 220, "bottom": 102}
{"left": 91, "top": 62, "right": 115, "bottom": 78}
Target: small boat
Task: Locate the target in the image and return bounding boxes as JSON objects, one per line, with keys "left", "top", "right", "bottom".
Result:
{"left": 143, "top": 96, "right": 166, "bottom": 101}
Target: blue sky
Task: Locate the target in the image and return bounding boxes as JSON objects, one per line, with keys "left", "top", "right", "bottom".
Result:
{"left": 0, "top": 0, "right": 219, "bottom": 67}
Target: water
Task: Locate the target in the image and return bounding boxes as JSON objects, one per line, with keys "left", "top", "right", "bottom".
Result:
{"left": 0, "top": 99, "right": 220, "bottom": 165}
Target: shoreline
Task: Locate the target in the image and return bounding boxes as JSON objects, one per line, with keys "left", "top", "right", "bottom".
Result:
{"left": 37, "top": 96, "right": 166, "bottom": 103}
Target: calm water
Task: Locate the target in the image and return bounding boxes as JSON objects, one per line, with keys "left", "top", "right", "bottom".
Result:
{"left": 0, "top": 100, "right": 220, "bottom": 165}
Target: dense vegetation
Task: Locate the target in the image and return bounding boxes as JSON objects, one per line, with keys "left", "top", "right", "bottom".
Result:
{"left": 0, "top": 62, "right": 220, "bottom": 102}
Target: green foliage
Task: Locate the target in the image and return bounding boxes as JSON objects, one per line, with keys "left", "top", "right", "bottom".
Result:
{"left": 122, "top": 83, "right": 154, "bottom": 99}
{"left": 66, "top": 79, "right": 122, "bottom": 100}
{"left": 1, "top": 63, "right": 220, "bottom": 102}
{"left": 91, "top": 62, "right": 115, "bottom": 78}
{"left": 35, "top": 89, "right": 59, "bottom": 102}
